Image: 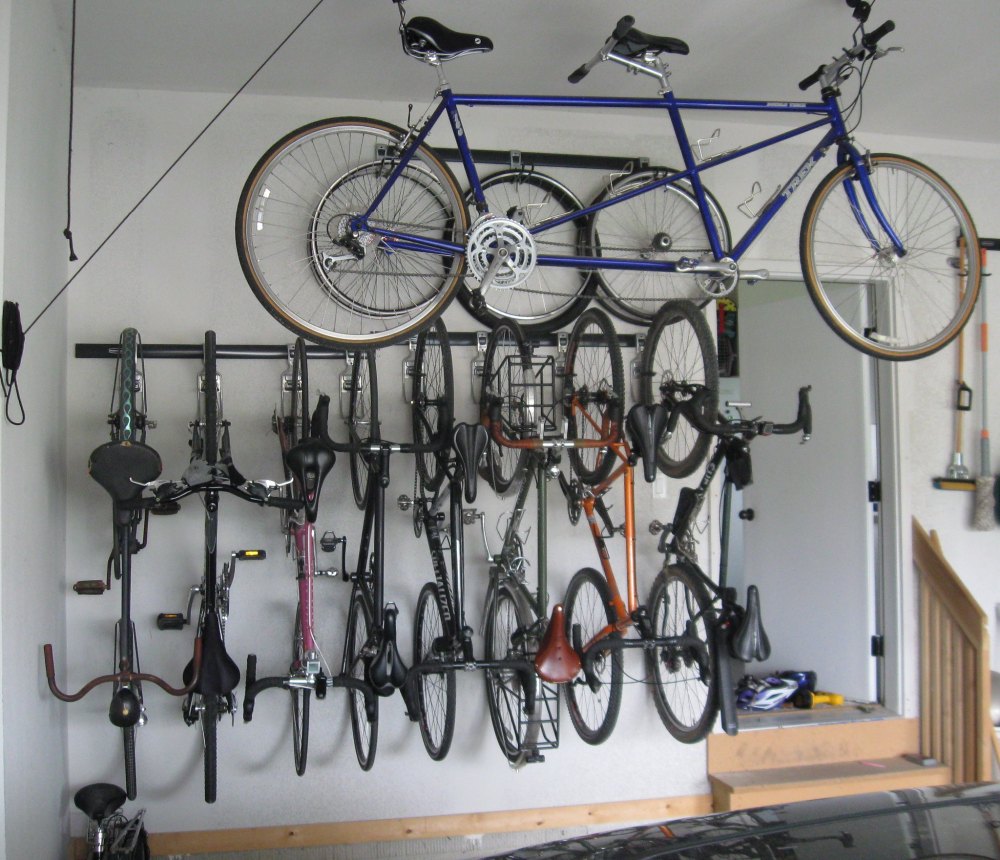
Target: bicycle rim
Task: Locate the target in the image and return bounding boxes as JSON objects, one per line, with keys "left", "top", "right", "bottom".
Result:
{"left": 478, "top": 321, "right": 531, "bottom": 495}
{"left": 412, "top": 319, "right": 453, "bottom": 493}
{"left": 236, "top": 117, "right": 469, "bottom": 347}
{"left": 563, "top": 567, "right": 622, "bottom": 745}
{"left": 458, "top": 169, "right": 594, "bottom": 331}
{"left": 349, "top": 349, "right": 379, "bottom": 509}
{"left": 641, "top": 299, "right": 719, "bottom": 478}
{"left": 564, "top": 308, "right": 624, "bottom": 485}
{"left": 484, "top": 583, "right": 540, "bottom": 765}
{"left": 801, "top": 153, "right": 980, "bottom": 360}
{"left": 647, "top": 564, "right": 718, "bottom": 743}
{"left": 414, "top": 582, "right": 456, "bottom": 761}
{"left": 347, "top": 591, "right": 378, "bottom": 770}
{"left": 589, "top": 169, "right": 730, "bottom": 325}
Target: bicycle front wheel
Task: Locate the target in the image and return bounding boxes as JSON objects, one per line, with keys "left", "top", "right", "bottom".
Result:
{"left": 349, "top": 349, "right": 379, "bottom": 509}
{"left": 801, "top": 153, "right": 981, "bottom": 360}
{"left": 236, "top": 117, "right": 469, "bottom": 348}
{"left": 413, "top": 582, "right": 456, "bottom": 761}
{"left": 647, "top": 564, "right": 718, "bottom": 743}
{"left": 484, "top": 582, "right": 540, "bottom": 765}
{"left": 563, "top": 567, "right": 622, "bottom": 745}
{"left": 642, "top": 300, "right": 719, "bottom": 478}
{"left": 346, "top": 589, "right": 378, "bottom": 770}
{"left": 458, "top": 169, "right": 594, "bottom": 332}
{"left": 290, "top": 612, "right": 311, "bottom": 776}
{"left": 412, "top": 319, "right": 453, "bottom": 493}
{"left": 478, "top": 322, "right": 532, "bottom": 495}
{"left": 588, "top": 169, "right": 731, "bottom": 325}
{"left": 564, "top": 308, "right": 624, "bottom": 485}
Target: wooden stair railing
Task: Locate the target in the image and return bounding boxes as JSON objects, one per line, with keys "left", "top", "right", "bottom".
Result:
{"left": 913, "top": 517, "right": 991, "bottom": 783}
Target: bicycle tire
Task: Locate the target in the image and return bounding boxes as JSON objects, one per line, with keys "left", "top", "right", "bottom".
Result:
{"left": 290, "top": 337, "right": 309, "bottom": 446}
{"left": 483, "top": 582, "right": 540, "bottom": 765}
{"left": 563, "top": 308, "right": 625, "bottom": 485}
{"left": 236, "top": 117, "right": 469, "bottom": 348}
{"left": 201, "top": 696, "right": 218, "bottom": 803}
{"left": 587, "top": 168, "right": 731, "bottom": 325}
{"left": 647, "top": 563, "right": 719, "bottom": 743}
{"left": 641, "top": 300, "right": 720, "bottom": 478}
{"left": 563, "top": 567, "right": 622, "bottom": 745}
{"left": 478, "top": 321, "right": 532, "bottom": 495}
{"left": 203, "top": 331, "right": 218, "bottom": 466}
{"left": 412, "top": 319, "right": 454, "bottom": 493}
{"left": 123, "top": 724, "right": 137, "bottom": 801}
{"left": 290, "top": 611, "right": 311, "bottom": 776}
{"left": 801, "top": 153, "right": 981, "bottom": 360}
{"left": 457, "top": 169, "right": 595, "bottom": 332}
{"left": 349, "top": 349, "right": 379, "bottom": 509}
{"left": 413, "top": 582, "right": 456, "bottom": 761}
{"left": 112, "top": 328, "right": 141, "bottom": 444}
{"left": 346, "top": 589, "right": 378, "bottom": 770}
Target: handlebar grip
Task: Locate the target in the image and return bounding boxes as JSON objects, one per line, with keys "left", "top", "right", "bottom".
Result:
{"left": 613, "top": 15, "right": 635, "bottom": 39}
{"left": 265, "top": 494, "right": 301, "bottom": 510}
{"left": 311, "top": 394, "right": 332, "bottom": 443}
{"left": 862, "top": 19, "right": 895, "bottom": 51}
{"left": 568, "top": 63, "right": 590, "bottom": 84}
{"left": 768, "top": 386, "right": 813, "bottom": 436}
{"left": 799, "top": 65, "right": 826, "bottom": 91}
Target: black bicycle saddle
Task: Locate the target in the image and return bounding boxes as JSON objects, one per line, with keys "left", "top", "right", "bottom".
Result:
{"left": 183, "top": 611, "right": 240, "bottom": 696}
{"left": 88, "top": 440, "right": 162, "bottom": 505}
{"left": 731, "top": 585, "right": 771, "bottom": 663}
{"left": 614, "top": 24, "right": 689, "bottom": 58}
{"left": 626, "top": 403, "right": 670, "bottom": 484}
{"left": 367, "top": 605, "right": 407, "bottom": 697}
{"left": 74, "top": 783, "right": 127, "bottom": 821}
{"left": 452, "top": 422, "right": 488, "bottom": 503}
{"left": 284, "top": 439, "right": 335, "bottom": 524}
{"left": 402, "top": 16, "right": 493, "bottom": 61}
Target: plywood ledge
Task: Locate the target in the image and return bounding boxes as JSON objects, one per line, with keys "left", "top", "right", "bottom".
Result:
{"left": 70, "top": 793, "right": 712, "bottom": 857}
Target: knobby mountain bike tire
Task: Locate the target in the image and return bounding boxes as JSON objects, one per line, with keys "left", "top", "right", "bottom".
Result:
{"left": 458, "top": 169, "right": 595, "bottom": 332}
{"left": 413, "top": 582, "right": 456, "bottom": 761}
{"left": 478, "top": 321, "right": 532, "bottom": 495}
{"left": 412, "top": 319, "right": 453, "bottom": 493}
{"left": 563, "top": 307, "right": 624, "bottom": 485}
{"left": 800, "top": 152, "right": 981, "bottom": 360}
{"left": 483, "top": 581, "right": 540, "bottom": 765}
{"left": 641, "top": 300, "right": 720, "bottom": 479}
{"left": 113, "top": 328, "right": 141, "bottom": 445}
{"left": 563, "top": 567, "right": 622, "bottom": 745}
{"left": 123, "top": 724, "right": 137, "bottom": 802}
{"left": 291, "top": 612, "right": 311, "bottom": 776}
{"left": 346, "top": 589, "right": 378, "bottom": 771}
{"left": 236, "top": 117, "right": 469, "bottom": 348}
{"left": 646, "top": 564, "right": 719, "bottom": 743}
{"left": 349, "top": 349, "right": 379, "bottom": 509}
{"left": 587, "top": 168, "right": 730, "bottom": 326}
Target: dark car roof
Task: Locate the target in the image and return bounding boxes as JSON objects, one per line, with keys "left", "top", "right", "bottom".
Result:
{"left": 485, "top": 783, "right": 1000, "bottom": 859}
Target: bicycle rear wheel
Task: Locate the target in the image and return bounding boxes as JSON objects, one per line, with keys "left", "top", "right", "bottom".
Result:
{"left": 587, "top": 169, "right": 730, "bottom": 325}
{"left": 111, "top": 328, "right": 143, "bottom": 444}
{"left": 201, "top": 697, "right": 219, "bottom": 803}
{"left": 484, "top": 582, "right": 540, "bottom": 765}
{"left": 413, "top": 582, "right": 456, "bottom": 761}
{"left": 641, "top": 300, "right": 719, "bottom": 478}
{"left": 801, "top": 153, "right": 981, "bottom": 360}
{"left": 236, "top": 117, "right": 469, "bottom": 348}
{"left": 563, "top": 308, "right": 624, "bottom": 485}
{"left": 479, "top": 322, "right": 532, "bottom": 495}
{"left": 289, "top": 337, "right": 309, "bottom": 445}
{"left": 412, "top": 319, "right": 453, "bottom": 493}
{"left": 349, "top": 350, "right": 379, "bottom": 509}
{"left": 563, "top": 567, "right": 622, "bottom": 745}
{"left": 346, "top": 589, "right": 378, "bottom": 770}
{"left": 647, "top": 564, "right": 718, "bottom": 743}
{"left": 458, "top": 169, "right": 594, "bottom": 332}
{"left": 202, "top": 331, "right": 218, "bottom": 465}
{"left": 122, "top": 723, "right": 137, "bottom": 801}
{"left": 290, "top": 612, "right": 311, "bottom": 776}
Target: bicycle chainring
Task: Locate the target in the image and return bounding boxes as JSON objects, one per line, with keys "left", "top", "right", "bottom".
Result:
{"left": 466, "top": 215, "right": 537, "bottom": 289}
{"left": 696, "top": 256, "right": 739, "bottom": 298}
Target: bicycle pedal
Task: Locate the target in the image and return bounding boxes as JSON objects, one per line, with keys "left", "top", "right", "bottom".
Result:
{"left": 73, "top": 580, "right": 107, "bottom": 595}
{"left": 151, "top": 500, "right": 182, "bottom": 515}
{"left": 156, "top": 612, "right": 186, "bottom": 630}
{"left": 524, "top": 749, "right": 546, "bottom": 764}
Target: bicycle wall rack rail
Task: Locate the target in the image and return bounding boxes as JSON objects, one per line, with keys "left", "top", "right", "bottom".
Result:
{"left": 75, "top": 332, "right": 643, "bottom": 359}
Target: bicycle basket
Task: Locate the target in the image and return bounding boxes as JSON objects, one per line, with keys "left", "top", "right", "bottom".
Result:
{"left": 496, "top": 351, "right": 558, "bottom": 438}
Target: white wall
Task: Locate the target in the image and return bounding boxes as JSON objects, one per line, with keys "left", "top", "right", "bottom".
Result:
{"left": 1, "top": 0, "right": 71, "bottom": 856}
{"left": 51, "top": 57, "right": 1000, "bottom": 839}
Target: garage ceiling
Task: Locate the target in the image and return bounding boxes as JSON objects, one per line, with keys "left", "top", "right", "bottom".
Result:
{"left": 67, "top": 0, "right": 999, "bottom": 144}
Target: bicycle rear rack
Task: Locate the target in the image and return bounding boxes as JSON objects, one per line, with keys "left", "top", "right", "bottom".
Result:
{"left": 522, "top": 676, "right": 560, "bottom": 763}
